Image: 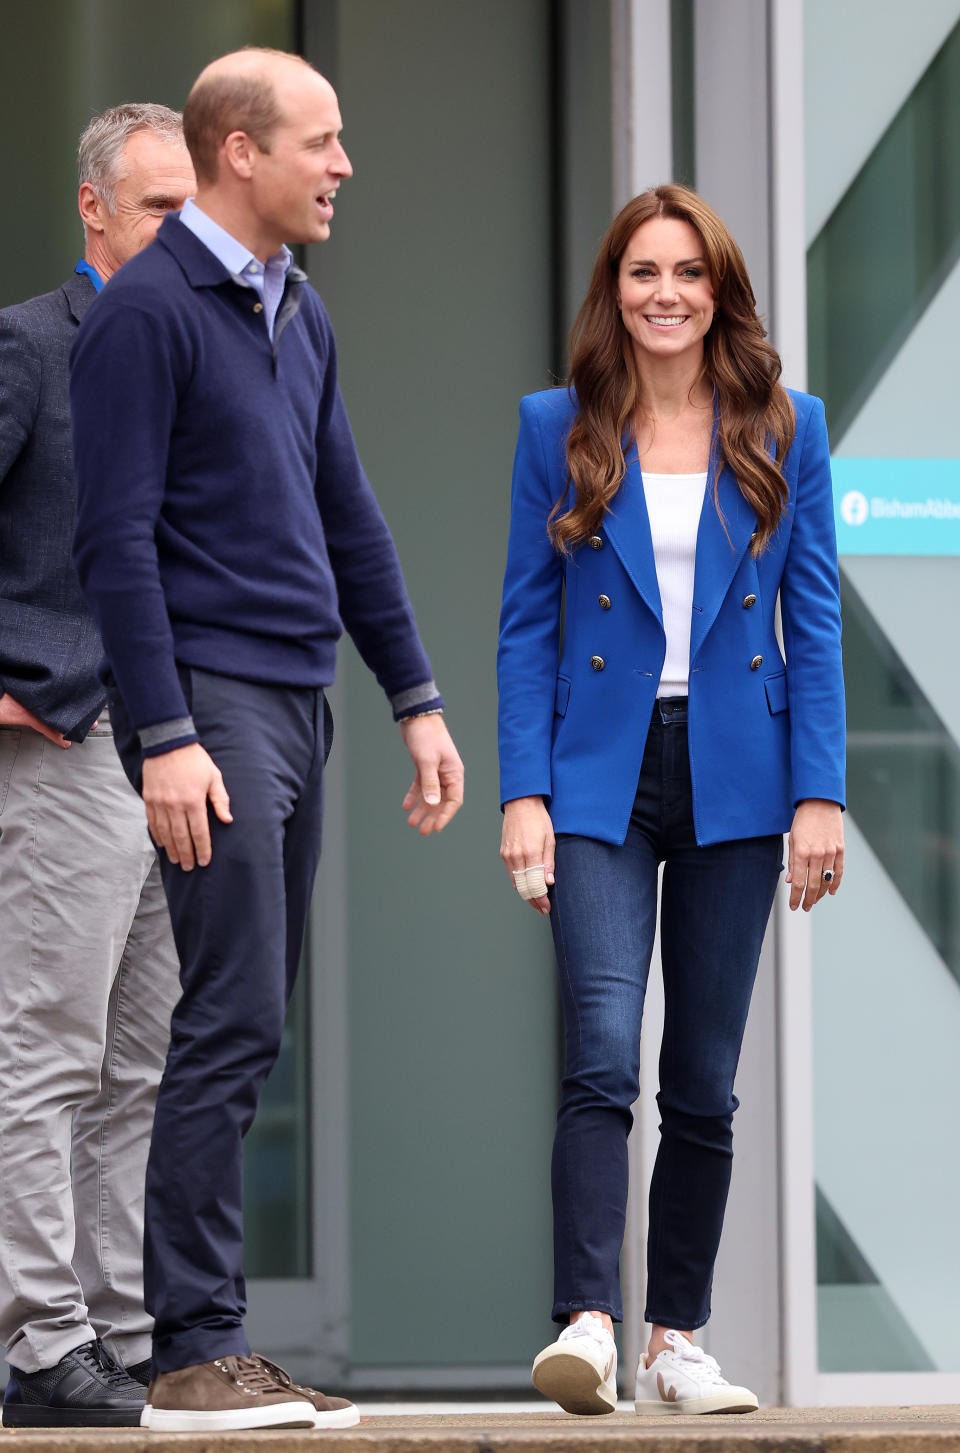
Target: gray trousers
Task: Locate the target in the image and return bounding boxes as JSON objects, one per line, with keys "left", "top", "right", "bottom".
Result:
{"left": 0, "top": 715, "right": 180, "bottom": 1373}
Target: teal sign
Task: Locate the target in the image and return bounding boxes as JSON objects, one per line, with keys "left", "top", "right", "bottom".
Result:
{"left": 831, "top": 458, "right": 960, "bottom": 556}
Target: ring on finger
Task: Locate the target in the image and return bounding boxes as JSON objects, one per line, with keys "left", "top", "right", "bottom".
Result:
{"left": 823, "top": 868, "right": 835, "bottom": 884}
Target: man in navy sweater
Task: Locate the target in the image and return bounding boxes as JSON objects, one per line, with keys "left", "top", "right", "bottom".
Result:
{"left": 70, "top": 49, "right": 464, "bottom": 1433}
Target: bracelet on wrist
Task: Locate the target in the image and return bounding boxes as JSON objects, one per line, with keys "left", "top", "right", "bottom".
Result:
{"left": 399, "top": 707, "right": 444, "bottom": 724}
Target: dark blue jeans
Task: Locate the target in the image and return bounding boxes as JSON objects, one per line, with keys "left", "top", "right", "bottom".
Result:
{"left": 111, "top": 668, "right": 331, "bottom": 1371}
{"left": 548, "top": 697, "right": 782, "bottom": 1330}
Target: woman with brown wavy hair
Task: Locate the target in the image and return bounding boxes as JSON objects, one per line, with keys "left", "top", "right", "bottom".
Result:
{"left": 497, "top": 186, "right": 844, "bottom": 1416}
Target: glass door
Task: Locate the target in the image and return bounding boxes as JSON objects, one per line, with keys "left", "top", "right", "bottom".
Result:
{"left": 804, "top": 0, "right": 960, "bottom": 1400}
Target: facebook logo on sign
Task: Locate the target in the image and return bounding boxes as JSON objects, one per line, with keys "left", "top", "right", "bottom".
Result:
{"left": 840, "top": 490, "right": 869, "bottom": 526}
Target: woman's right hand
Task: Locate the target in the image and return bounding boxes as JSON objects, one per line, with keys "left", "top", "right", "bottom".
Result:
{"left": 500, "top": 795, "right": 556, "bottom": 915}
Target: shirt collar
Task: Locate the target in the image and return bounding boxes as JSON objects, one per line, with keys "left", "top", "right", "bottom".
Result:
{"left": 74, "top": 259, "right": 104, "bottom": 293}
{"left": 179, "top": 198, "right": 292, "bottom": 283}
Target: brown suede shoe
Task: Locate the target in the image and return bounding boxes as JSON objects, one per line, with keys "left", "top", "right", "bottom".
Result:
{"left": 253, "top": 1355, "right": 360, "bottom": 1428}
{"left": 142, "top": 1354, "right": 316, "bottom": 1431}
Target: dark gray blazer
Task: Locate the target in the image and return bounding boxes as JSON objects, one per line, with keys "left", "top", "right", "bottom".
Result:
{"left": 0, "top": 272, "right": 105, "bottom": 739}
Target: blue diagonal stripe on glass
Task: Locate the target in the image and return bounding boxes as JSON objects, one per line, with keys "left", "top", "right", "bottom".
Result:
{"left": 808, "top": 19, "right": 960, "bottom": 442}
{"left": 841, "top": 572, "right": 960, "bottom": 983}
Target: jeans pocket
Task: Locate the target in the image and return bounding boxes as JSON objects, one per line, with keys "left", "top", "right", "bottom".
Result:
{"left": 0, "top": 730, "right": 22, "bottom": 815}
{"left": 322, "top": 692, "right": 334, "bottom": 765}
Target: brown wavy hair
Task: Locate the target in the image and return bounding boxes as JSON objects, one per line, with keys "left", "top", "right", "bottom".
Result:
{"left": 551, "top": 185, "right": 794, "bottom": 555}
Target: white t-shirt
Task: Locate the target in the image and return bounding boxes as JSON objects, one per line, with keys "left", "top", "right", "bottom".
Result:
{"left": 642, "top": 472, "right": 708, "bottom": 696}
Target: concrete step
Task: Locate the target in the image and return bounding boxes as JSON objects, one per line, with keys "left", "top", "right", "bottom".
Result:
{"left": 1, "top": 1406, "right": 960, "bottom": 1451}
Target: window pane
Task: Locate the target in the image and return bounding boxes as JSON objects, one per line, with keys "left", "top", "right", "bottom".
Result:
{"left": 0, "top": 0, "right": 294, "bottom": 305}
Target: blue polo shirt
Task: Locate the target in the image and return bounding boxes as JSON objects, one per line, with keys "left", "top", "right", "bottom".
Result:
{"left": 74, "top": 258, "right": 104, "bottom": 292}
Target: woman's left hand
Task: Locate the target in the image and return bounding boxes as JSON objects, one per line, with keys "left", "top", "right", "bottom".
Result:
{"left": 786, "top": 799, "right": 844, "bottom": 911}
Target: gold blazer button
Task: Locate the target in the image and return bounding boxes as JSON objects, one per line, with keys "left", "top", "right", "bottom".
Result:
{"left": 590, "top": 655, "right": 606, "bottom": 671}
{"left": 598, "top": 594, "right": 612, "bottom": 609}
{"left": 588, "top": 535, "right": 604, "bottom": 550}
{"left": 750, "top": 654, "right": 763, "bottom": 671}
{"left": 742, "top": 594, "right": 757, "bottom": 609}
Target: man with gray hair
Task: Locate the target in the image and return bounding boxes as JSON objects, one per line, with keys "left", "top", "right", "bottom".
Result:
{"left": 0, "top": 104, "right": 195, "bottom": 1428}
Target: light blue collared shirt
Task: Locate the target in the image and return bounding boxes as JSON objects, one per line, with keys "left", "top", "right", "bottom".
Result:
{"left": 178, "top": 198, "right": 292, "bottom": 340}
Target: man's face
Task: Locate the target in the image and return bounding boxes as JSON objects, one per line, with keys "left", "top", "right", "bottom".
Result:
{"left": 84, "top": 131, "right": 196, "bottom": 275}
{"left": 249, "top": 71, "right": 352, "bottom": 246}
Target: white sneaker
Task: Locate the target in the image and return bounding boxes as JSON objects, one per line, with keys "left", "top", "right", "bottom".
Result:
{"left": 634, "top": 1330, "right": 758, "bottom": 1415}
{"left": 531, "top": 1313, "right": 617, "bottom": 1415}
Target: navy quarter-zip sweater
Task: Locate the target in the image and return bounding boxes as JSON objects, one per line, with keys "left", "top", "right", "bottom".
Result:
{"left": 70, "top": 213, "right": 441, "bottom": 756}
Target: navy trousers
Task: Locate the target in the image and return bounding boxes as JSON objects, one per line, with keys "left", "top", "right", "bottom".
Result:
{"left": 111, "top": 668, "right": 331, "bottom": 1371}
{"left": 548, "top": 697, "right": 782, "bottom": 1330}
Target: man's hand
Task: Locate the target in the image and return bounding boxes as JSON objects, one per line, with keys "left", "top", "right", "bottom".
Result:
{"left": 500, "top": 796, "right": 555, "bottom": 915}
{"left": 0, "top": 692, "right": 71, "bottom": 748}
{"left": 786, "top": 798, "right": 844, "bottom": 911}
{"left": 399, "top": 713, "right": 464, "bottom": 834}
{"left": 141, "top": 742, "right": 233, "bottom": 870}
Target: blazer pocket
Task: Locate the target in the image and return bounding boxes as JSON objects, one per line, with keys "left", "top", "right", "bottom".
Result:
{"left": 554, "top": 675, "right": 571, "bottom": 717}
{"left": 764, "top": 671, "right": 788, "bottom": 716}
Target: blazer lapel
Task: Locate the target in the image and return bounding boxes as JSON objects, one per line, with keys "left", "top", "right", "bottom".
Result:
{"left": 61, "top": 271, "right": 97, "bottom": 326}
{"left": 689, "top": 451, "right": 757, "bottom": 662}
{"left": 602, "top": 427, "right": 757, "bottom": 646}
{"left": 603, "top": 446, "right": 663, "bottom": 626}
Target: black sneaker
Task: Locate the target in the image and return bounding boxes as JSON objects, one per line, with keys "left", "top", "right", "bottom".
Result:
{"left": 1, "top": 1339, "right": 146, "bottom": 1427}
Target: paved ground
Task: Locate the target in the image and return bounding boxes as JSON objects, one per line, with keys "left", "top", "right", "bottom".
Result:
{"left": 2, "top": 1404, "right": 960, "bottom": 1452}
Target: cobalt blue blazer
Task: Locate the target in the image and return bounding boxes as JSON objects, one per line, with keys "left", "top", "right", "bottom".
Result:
{"left": 497, "top": 386, "right": 845, "bottom": 847}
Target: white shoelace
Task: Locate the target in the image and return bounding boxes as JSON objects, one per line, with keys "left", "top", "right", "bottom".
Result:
{"left": 661, "top": 1330, "right": 728, "bottom": 1386}
{"left": 559, "top": 1313, "right": 612, "bottom": 1350}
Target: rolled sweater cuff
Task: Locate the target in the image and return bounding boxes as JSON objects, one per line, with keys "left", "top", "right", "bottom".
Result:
{"left": 390, "top": 680, "right": 444, "bottom": 722}
{"left": 139, "top": 716, "right": 200, "bottom": 759}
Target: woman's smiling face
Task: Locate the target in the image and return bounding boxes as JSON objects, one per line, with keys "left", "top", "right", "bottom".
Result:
{"left": 616, "top": 216, "right": 716, "bottom": 364}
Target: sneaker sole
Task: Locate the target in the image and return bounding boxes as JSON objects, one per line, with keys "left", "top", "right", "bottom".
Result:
{"left": 1, "top": 1406, "right": 143, "bottom": 1428}
{"left": 532, "top": 1349, "right": 616, "bottom": 1416}
{"left": 314, "top": 1405, "right": 362, "bottom": 1429}
{"left": 142, "top": 1399, "right": 316, "bottom": 1431}
{"left": 635, "top": 1393, "right": 759, "bottom": 1415}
